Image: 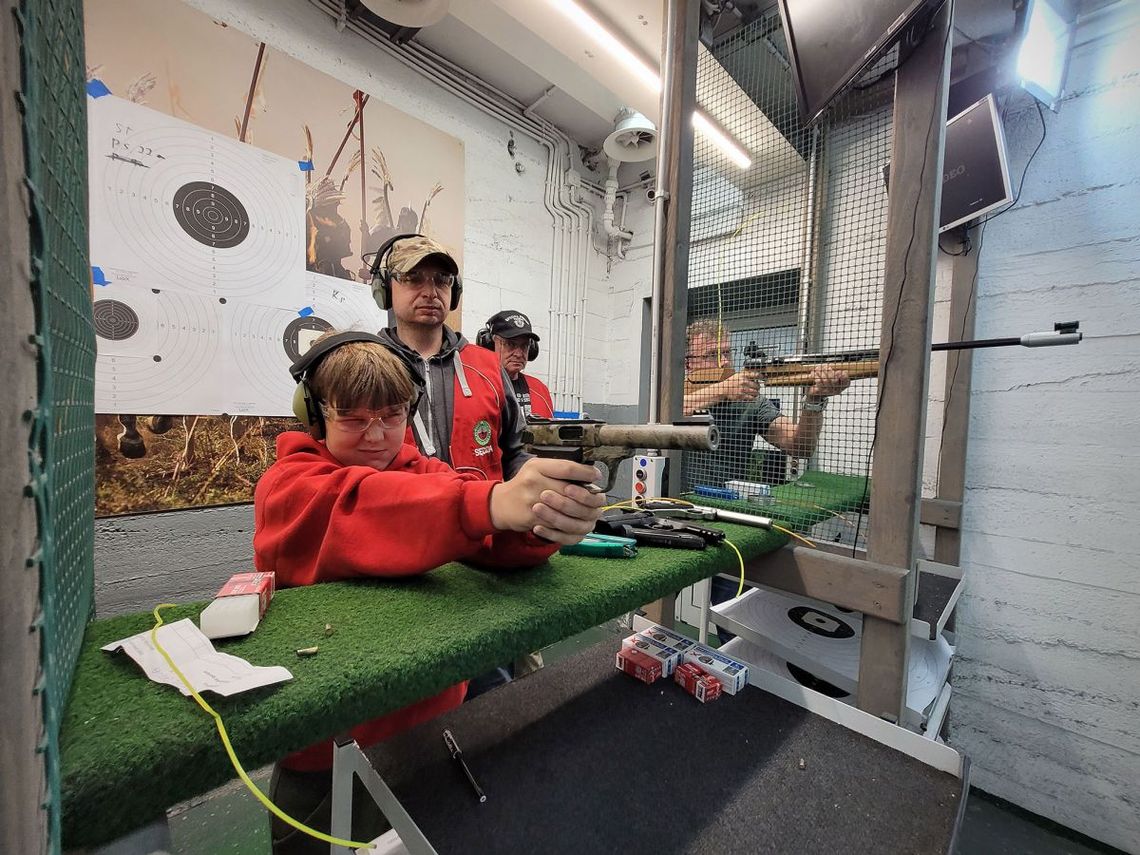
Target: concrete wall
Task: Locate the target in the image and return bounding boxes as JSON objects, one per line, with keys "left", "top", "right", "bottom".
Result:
{"left": 948, "top": 5, "right": 1140, "bottom": 851}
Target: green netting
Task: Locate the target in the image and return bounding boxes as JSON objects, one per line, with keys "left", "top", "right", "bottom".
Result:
{"left": 18, "top": 0, "right": 96, "bottom": 850}
{"left": 686, "top": 12, "right": 896, "bottom": 551}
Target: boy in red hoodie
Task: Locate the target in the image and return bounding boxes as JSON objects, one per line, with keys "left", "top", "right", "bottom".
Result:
{"left": 255, "top": 330, "right": 604, "bottom": 852}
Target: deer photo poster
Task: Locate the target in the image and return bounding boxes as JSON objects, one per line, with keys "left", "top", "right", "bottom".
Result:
{"left": 85, "top": 0, "right": 464, "bottom": 515}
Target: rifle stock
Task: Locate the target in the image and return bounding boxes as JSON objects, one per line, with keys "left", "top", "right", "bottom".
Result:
{"left": 686, "top": 356, "right": 879, "bottom": 390}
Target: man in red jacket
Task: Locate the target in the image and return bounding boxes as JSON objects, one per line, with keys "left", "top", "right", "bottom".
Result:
{"left": 479, "top": 309, "right": 555, "bottom": 419}
{"left": 256, "top": 331, "right": 604, "bottom": 853}
{"left": 373, "top": 236, "right": 528, "bottom": 481}
{"left": 373, "top": 238, "right": 557, "bottom": 694}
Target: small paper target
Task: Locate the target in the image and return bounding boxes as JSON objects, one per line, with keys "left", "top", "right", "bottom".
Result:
{"left": 283, "top": 315, "right": 334, "bottom": 362}
{"left": 93, "top": 299, "right": 141, "bottom": 341}
{"left": 787, "top": 606, "right": 856, "bottom": 639}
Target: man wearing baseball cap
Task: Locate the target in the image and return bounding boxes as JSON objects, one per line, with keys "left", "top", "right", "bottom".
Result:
{"left": 479, "top": 310, "right": 554, "bottom": 419}
{"left": 373, "top": 235, "right": 532, "bottom": 482}
{"left": 373, "top": 236, "right": 597, "bottom": 696}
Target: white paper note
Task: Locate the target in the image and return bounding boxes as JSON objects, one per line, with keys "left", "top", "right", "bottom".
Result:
{"left": 102, "top": 618, "right": 292, "bottom": 697}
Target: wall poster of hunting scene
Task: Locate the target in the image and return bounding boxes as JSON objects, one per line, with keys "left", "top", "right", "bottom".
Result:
{"left": 85, "top": 0, "right": 465, "bottom": 516}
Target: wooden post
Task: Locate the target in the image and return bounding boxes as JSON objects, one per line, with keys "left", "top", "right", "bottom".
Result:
{"left": 934, "top": 227, "right": 981, "bottom": 565}
{"left": 642, "top": 0, "right": 699, "bottom": 620}
{"left": 859, "top": 2, "right": 953, "bottom": 722}
{"left": 238, "top": 42, "right": 266, "bottom": 143}
{"left": 656, "top": 0, "right": 698, "bottom": 428}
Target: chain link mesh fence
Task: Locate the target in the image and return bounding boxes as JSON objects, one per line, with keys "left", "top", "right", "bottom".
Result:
{"left": 685, "top": 13, "right": 900, "bottom": 549}
{"left": 18, "top": 0, "right": 96, "bottom": 848}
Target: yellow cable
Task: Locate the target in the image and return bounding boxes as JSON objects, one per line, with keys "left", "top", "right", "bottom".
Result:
{"left": 722, "top": 538, "right": 746, "bottom": 599}
{"left": 601, "top": 496, "right": 696, "bottom": 512}
{"left": 148, "top": 605, "right": 370, "bottom": 851}
{"left": 771, "top": 524, "right": 817, "bottom": 549}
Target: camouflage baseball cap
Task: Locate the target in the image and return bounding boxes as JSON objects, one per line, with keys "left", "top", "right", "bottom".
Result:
{"left": 387, "top": 235, "right": 459, "bottom": 276}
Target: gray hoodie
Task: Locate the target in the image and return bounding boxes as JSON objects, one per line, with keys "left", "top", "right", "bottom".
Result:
{"left": 376, "top": 325, "right": 531, "bottom": 479}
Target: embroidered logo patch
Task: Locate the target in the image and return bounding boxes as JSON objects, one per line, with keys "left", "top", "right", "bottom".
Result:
{"left": 473, "top": 419, "right": 492, "bottom": 447}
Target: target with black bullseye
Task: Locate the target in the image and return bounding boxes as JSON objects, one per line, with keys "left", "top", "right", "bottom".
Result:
{"left": 95, "top": 288, "right": 222, "bottom": 414}
{"left": 93, "top": 299, "right": 141, "bottom": 341}
{"left": 88, "top": 96, "right": 305, "bottom": 307}
{"left": 172, "top": 181, "right": 250, "bottom": 248}
{"left": 283, "top": 315, "right": 334, "bottom": 362}
{"left": 714, "top": 589, "right": 954, "bottom": 725}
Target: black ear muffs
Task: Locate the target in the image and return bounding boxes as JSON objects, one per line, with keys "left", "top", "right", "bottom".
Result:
{"left": 366, "top": 232, "right": 462, "bottom": 312}
{"left": 289, "top": 331, "right": 388, "bottom": 440}
{"left": 477, "top": 326, "right": 539, "bottom": 362}
{"left": 475, "top": 324, "right": 494, "bottom": 350}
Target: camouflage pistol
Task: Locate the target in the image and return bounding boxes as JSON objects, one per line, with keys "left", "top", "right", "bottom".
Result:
{"left": 522, "top": 419, "right": 720, "bottom": 493}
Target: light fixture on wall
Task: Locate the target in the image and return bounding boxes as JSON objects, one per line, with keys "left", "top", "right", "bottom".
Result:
{"left": 550, "top": 0, "right": 753, "bottom": 170}
{"left": 1016, "top": 0, "right": 1075, "bottom": 110}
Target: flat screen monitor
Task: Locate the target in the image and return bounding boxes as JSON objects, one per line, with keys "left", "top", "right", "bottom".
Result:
{"left": 940, "top": 94, "right": 1013, "bottom": 231}
{"left": 777, "top": 0, "right": 943, "bottom": 125}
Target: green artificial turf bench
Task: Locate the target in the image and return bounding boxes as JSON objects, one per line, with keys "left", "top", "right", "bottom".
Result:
{"left": 60, "top": 473, "right": 867, "bottom": 847}
{"left": 684, "top": 470, "right": 870, "bottom": 532}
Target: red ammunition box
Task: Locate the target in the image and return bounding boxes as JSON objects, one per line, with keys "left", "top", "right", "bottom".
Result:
{"left": 615, "top": 647, "right": 662, "bottom": 684}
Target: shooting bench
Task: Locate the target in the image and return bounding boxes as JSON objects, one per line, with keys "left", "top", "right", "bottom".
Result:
{"left": 60, "top": 472, "right": 966, "bottom": 851}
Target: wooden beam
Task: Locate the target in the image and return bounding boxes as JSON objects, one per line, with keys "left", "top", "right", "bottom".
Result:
{"left": 860, "top": 1, "right": 953, "bottom": 723}
{"left": 656, "top": 0, "right": 698, "bottom": 428}
{"left": 934, "top": 227, "right": 982, "bottom": 564}
{"left": 644, "top": 0, "right": 698, "bottom": 621}
{"left": 743, "top": 546, "right": 910, "bottom": 624}
{"left": 640, "top": 594, "right": 677, "bottom": 629}
{"left": 920, "top": 498, "right": 961, "bottom": 530}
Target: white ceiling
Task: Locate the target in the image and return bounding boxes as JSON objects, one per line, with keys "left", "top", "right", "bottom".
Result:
{"left": 407, "top": 0, "right": 1040, "bottom": 166}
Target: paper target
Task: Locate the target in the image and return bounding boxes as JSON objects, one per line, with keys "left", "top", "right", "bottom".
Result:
{"left": 721, "top": 637, "right": 855, "bottom": 705}
{"left": 305, "top": 272, "right": 387, "bottom": 333}
{"left": 91, "top": 281, "right": 160, "bottom": 358}
{"left": 283, "top": 315, "right": 335, "bottom": 363}
{"left": 228, "top": 303, "right": 308, "bottom": 415}
{"left": 93, "top": 299, "right": 140, "bottom": 341}
{"left": 171, "top": 181, "right": 251, "bottom": 248}
{"left": 714, "top": 589, "right": 954, "bottom": 725}
{"left": 95, "top": 288, "right": 222, "bottom": 414}
{"left": 88, "top": 96, "right": 305, "bottom": 306}
{"left": 713, "top": 588, "right": 862, "bottom": 693}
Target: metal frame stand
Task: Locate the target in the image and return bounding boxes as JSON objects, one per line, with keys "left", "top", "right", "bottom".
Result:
{"left": 330, "top": 735, "right": 438, "bottom": 855}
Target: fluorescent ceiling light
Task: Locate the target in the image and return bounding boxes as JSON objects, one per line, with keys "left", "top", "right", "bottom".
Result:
{"left": 1017, "top": 0, "right": 1075, "bottom": 109}
{"left": 551, "top": 0, "right": 753, "bottom": 169}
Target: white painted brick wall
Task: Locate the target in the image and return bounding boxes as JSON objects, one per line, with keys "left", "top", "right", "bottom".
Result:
{"left": 948, "top": 5, "right": 1140, "bottom": 851}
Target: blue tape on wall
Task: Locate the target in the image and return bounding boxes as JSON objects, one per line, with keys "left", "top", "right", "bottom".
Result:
{"left": 297, "top": 306, "right": 314, "bottom": 317}
{"left": 86, "top": 79, "right": 111, "bottom": 98}
{"left": 298, "top": 159, "right": 314, "bottom": 171}
{"left": 91, "top": 266, "right": 109, "bottom": 286}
